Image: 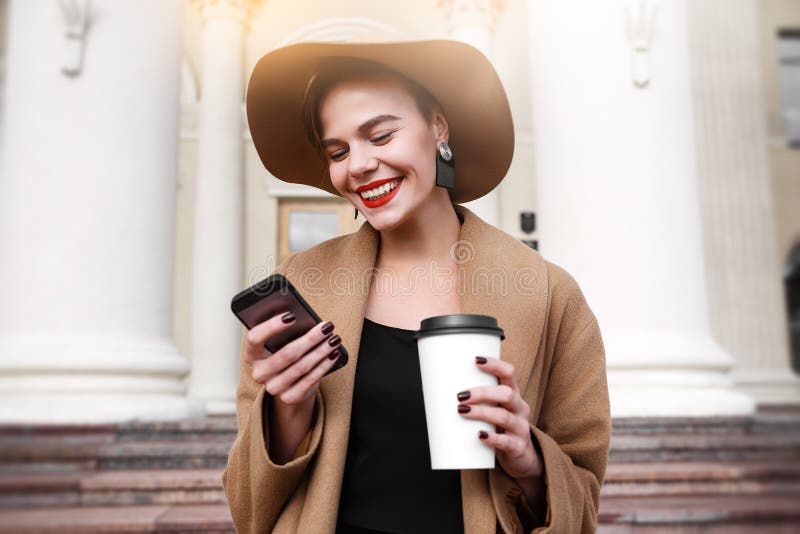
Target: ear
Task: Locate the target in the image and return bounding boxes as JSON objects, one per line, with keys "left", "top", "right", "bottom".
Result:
{"left": 431, "top": 108, "right": 450, "bottom": 144}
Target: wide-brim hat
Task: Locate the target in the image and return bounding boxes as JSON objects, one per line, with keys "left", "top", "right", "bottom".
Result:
{"left": 246, "top": 39, "right": 515, "bottom": 204}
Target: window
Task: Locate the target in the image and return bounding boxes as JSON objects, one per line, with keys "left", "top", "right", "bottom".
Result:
{"left": 278, "top": 198, "right": 362, "bottom": 265}
{"left": 777, "top": 30, "right": 800, "bottom": 149}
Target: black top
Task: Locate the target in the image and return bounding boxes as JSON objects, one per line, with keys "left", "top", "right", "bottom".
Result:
{"left": 336, "top": 318, "right": 464, "bottom": 534}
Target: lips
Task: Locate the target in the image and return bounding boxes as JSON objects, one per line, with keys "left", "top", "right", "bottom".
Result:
{"left": 356, "top": 177, "right": 400, "bottom": 193}
{"left": 359, "top": 177, "right": 403, "bottom": 209}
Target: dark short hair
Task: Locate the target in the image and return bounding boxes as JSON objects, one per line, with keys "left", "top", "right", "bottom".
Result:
{"left": 302, "top": 58, "right": 443, "bottom": 169}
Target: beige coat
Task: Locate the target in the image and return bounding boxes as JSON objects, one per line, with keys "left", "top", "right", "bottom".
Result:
{"left": 223, "top": 204, "right": 611, "bottom": 533}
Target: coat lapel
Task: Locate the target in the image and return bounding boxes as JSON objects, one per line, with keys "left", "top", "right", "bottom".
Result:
{"left": 287, "top": 204, "right": 549, "bottom": 534}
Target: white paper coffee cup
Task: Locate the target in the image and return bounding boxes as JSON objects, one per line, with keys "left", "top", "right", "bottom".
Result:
{"left": 415, "top": 314, "right": 505, "bottom": 470}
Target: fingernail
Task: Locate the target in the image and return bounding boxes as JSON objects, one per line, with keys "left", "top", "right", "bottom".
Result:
{"left": 479, "top": 430, "right": 489, "bottom": 439}
{"left": 327, "top": 334, "right": 341, "bottom": 347}
{"left": 321, "top": 321, "right": 334, "bottom": 335}
{"left": 457, "top": 391, "right": 471, "bottom": 401}
{"left": 475, "top": 356, "right": 487, "bottom": 364}
{"left": 328, "top": 349, "right": 341, "bottom": 360}
{"left": 281, "top": 312, "right": 296, "bottom": 323}
{"left": 458, "top": 404, "right": 471, "bottom": 414}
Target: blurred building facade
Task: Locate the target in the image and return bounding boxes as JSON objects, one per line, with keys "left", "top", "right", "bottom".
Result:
{"left": 0, "top": 0, "right": 798, "bottom": 423}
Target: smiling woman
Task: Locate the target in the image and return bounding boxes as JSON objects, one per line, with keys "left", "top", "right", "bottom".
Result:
{"left": 225, "top": 38, "right": 611, "bottom": 534}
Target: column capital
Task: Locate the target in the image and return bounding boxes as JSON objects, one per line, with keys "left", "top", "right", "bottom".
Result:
{"left": 191, "top": 0, "right": 263, "bottom": 25}
{"left": 438, "top": 0, "right": 506, "bottom": 31}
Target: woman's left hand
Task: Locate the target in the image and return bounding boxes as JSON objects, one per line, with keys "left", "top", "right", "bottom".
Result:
{"left": 457, "top": 355, "right": 543, "bottom": 481}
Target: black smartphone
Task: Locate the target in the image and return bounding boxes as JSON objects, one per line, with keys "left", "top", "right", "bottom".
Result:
{"left": 230, "top": 274, "right": 348, "bottom": 375}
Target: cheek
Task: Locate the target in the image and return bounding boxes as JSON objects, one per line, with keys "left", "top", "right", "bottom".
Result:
{"left": 389, "top": 140, "right": 435, "bottom": 179}
{"left": 328, "top": 164, "right": 348, "bottom": 194}
{"left": 410, "top": 142, "right": 435, "bottom": 182}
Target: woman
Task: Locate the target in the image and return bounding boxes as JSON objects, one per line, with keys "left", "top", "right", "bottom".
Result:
{"left": 223, "top": 39, "right": 610, "bottom": 534}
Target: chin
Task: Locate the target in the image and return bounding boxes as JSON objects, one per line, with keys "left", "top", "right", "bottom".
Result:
{"left": 363, "top": 206, "right": 407, "bottom": 232}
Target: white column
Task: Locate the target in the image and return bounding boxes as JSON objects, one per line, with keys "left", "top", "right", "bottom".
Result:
{"left": 0, "top": 0, "right": 202, "bottom": 422}
{"left": 440, "top": 0, "right": 503, "bottom": 227}
{"left": 527, "top": 0, "right": 755, "bottom": 416}
{"left": 688, "top": 0, "right": 800, "bottom": 407}
{"left": 188, "top": 0, "right": 259, "bottom": 414}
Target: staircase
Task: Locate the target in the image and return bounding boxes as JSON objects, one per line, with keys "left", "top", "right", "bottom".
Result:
{"left": 0, "top": 413, "right": 798, "bottom": 532}
{"left": 600, "top": 413, "right": 800, "bottom": 532}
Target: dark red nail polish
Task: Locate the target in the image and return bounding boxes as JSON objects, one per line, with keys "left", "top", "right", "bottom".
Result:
{"left": 457, "top": 391, "right": 471, "bottom": 401}
{"left": 479, "top": 430, "right": 489, "bottom": 439}
{"left": 321, "top": 321, "right": 334, "bottom": 335}
{"left": 458, "top": 404, "right": 471, "bottom": 414}
{"left": 281, "top": 312, "right": 296, "bottom": 323}
{"left": 327, "top": 334, "right": 341, "bottom": 347}
{"left": 328, "top": 349, "right": 341, "bottom": 360}
{"left": 475, "top": 356, "right": 487, "bottom": 364}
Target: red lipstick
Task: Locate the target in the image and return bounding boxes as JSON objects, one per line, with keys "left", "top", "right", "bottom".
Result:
{"left": 356, "top": 177, "right": 400, "bottom": 193}
{"left": 358, "top": 177, "right": 403, "bottom": 209}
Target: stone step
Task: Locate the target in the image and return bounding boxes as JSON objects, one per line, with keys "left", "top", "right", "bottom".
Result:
{"left": 0, "top": 418, "right": 237, "bottom": 441}
{"left": 0, "top": 426, "right": 117, "bottom": 472}
{"left": 598, "top": 494, "right": 800, "bottom": 527}
{"left": 0, "top": 413, "right": 797, "bottom": 471}
{"left": 0, "top": 496, "right": 798, "bottom": 532}
{"left": 4, "top": 462, "right": 799, "bottom": 509}
{"left": 598, "top": 524, "right": 800, "bottom": 533}
{"left": 2, "top": 431, "right": 798, "bottom": 473}
{"left": 0, "top": 503, "right": 234, "bottom": 533}
{"left": 0, "top": 469, "right": 226, "bottom": 508}
{"left": 96, "top": 440, "right": 232, "bottom": 470}
{"left": 0, "top": 438, "right": 233, "bottom": 471}
{"left": 114, "top": 418, "right": 237, "bottom": 442}
{"left": 602, "top": 461, "right": 800, "bottom": 497}
{"left": 0, "top": 412, "right": 795, "bottom": 440}
{"left": 611, "top": 413, "right": 800, "bottom": 435}
{"left": 609, "top": 432, "right": 800, "bottom": 462}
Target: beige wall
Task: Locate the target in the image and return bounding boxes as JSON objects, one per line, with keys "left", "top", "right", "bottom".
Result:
{"left": 759, "top": 0, "right": 800, "bottom": 269}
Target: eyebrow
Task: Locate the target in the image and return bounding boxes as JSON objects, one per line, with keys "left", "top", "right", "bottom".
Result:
{"left": 320, "top": 114, "right": 402, "bottom": 148}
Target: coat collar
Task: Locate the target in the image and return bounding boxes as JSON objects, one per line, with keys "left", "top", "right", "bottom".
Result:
{"left": 284, "top": 204, "right": 549, "bottom": 533}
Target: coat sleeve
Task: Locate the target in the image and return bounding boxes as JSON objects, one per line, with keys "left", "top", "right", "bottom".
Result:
{"left": 530, "top": 317, "right": 609, "bottom": 533}
{"left": 221, "top": 253, "right": 327, "bottom": 534}
{"left": 489, "top": 264, "right": 610, "bottom": 534}
{"left": 527, "top": 265, "right": 611, "bottom": 533}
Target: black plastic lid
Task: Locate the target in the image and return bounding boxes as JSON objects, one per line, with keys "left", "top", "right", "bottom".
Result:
{"left": 414, "top": 314, "right": 505, "bottom": 340}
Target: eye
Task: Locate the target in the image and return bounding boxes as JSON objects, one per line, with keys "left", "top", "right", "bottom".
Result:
{"left": 327, "top": 148, "right": 348, "bottom": 162}
{"left": 370, "top": 130, "right": 395, "bottom": 144}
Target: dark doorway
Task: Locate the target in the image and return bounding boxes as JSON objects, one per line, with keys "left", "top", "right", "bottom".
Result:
{"left": 786, "top": 242, "right": 800, "bottom": 373}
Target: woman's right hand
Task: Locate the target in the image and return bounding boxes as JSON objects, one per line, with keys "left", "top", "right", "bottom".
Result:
{"left": 244, "top": 312, "right": 341, "bottom": 408}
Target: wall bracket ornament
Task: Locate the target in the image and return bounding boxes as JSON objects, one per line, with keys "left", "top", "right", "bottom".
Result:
{"left": 190, "top": 0, "right": 263, "bottom": 24}
{"left": 625, "top": 0, "right": 659, "bottom": 88}
{"left": 437, "top": 0, "right": 507, "bottom": 34}
{"left": 60, "top": 0, "right": 92, "bottom": 78}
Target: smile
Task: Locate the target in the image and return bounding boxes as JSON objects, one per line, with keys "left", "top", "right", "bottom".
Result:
{"left": 359, "top": 178, "right": 401, "bottom": 199}
{"left": 358, "top": 178, "right": 403, "bottom": 208}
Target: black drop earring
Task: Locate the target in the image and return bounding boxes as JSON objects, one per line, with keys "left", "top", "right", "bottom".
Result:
{"left": 435, "top": 141, "right": 455, "bottom": 191}
{"left": 354, "top": 208, "right": 359, "bottom": 219}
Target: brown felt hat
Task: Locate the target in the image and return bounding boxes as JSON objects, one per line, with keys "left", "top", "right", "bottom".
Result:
{"left": 246, "top": 39, "right": 515, "bottom": 204}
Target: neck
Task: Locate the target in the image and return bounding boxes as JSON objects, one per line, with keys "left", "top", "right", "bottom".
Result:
{"left": 376, "top": 191, "right": 462, "bottom": 269}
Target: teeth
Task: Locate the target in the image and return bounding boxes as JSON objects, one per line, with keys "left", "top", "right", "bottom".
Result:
{"left": 360, "top": 179, "right": 399, "bottom": 199}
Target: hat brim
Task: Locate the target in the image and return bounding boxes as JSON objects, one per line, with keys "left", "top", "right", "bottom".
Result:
{"left": 246, "top": 40, "right": 515, "bottom": 204}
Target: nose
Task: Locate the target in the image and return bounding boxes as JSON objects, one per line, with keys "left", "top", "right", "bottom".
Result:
{"left": 348, "top": 145, "right": 378, "bottom": 178}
